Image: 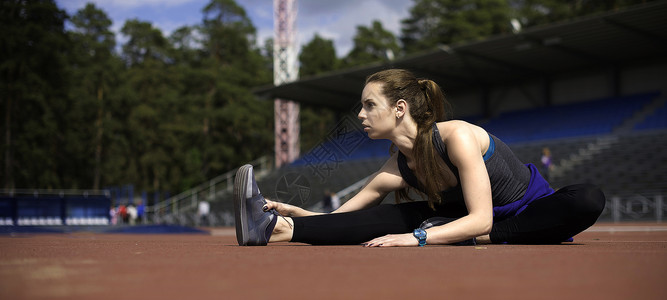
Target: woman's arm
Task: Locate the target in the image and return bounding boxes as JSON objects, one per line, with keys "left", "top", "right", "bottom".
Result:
{"left": 364, "top": 122, "right": 493, "bottom": 247}
{"left": 424, "top": 123, "right": 494, "bottom": 244}
{"left": 264, "top": 153, "right": 406, "bottom": 217}
{"left": 333, "top": 153, "right": 406, "bottom": 213}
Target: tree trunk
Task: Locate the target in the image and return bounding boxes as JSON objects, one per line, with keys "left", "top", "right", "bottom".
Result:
{"left": 201, "top": 87, "right": 215, "bottom": 177}
{"left": 93, "top": 87, "right": 104, "bottom": 189}
{"left": 4, "top": 95, "right": 12, "bottom": 189}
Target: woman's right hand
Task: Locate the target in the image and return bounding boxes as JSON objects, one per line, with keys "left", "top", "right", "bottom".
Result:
{"left": 262, "top": 199, "right": 290, "bottom": 216}
{"left": 262, "top": 199, "right": 311, "bottom": 217}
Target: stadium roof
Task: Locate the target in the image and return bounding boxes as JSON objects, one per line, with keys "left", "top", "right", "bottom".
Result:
{"left": 254, "top": 1, "right": 667, "bottom": 111}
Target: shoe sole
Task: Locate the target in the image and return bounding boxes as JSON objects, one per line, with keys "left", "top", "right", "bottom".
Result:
{"left": 233, "top": 164, "right": 252, "bottom": 246}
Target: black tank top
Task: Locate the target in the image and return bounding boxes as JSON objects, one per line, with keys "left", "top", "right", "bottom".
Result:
{"left": 396, "top": 123, "right": 530, "bottom": 210}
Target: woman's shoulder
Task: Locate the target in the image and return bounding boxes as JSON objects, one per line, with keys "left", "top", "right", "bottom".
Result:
{"left": 435, "top": 120, "right": 490, "bottom": 153}
{"left": 435, "top": 120, "right": 486, "bottom": 138}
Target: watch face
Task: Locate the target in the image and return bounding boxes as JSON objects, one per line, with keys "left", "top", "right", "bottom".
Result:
{"left": 414, "top": 229, "right": 426, "bottom": 238}
{"left": 413, "top": 229, "right": 427, "bottom": 246}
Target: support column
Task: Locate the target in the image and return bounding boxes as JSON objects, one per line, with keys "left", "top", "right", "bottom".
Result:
{"left": 274, "top": 0, "right": 299, "bottom": 167}
{"left": 274, "top": 98, "right": 300, "bottom": 167}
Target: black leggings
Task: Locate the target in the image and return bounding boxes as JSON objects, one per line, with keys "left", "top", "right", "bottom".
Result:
{"left": 291, "top": 184, "right": 606, "bottom": 245}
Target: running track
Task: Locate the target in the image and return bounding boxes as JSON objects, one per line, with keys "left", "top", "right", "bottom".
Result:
{"left": 1, "top": 223, "right": 665, "bottom": 300}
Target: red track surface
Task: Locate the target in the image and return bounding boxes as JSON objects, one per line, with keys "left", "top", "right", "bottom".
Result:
{"left": 1, "top": 223, "right": 666, "bottom": 300}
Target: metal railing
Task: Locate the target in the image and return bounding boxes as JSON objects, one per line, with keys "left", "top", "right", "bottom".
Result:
{"left": 334, "top": 175, "right": 370, "bottom": 204}
{"left": 144, "top": 156, "right": 272, "bottom": 221}
{"left": 603, "top": 192, "right": 665, "bottom": 223}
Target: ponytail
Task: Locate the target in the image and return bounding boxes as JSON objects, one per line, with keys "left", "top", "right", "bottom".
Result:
{"left": 418, "top": 79, "right": 450, "bottom": 122}
{"left": 413, "top": 79, "right": 450, "bottom": 208}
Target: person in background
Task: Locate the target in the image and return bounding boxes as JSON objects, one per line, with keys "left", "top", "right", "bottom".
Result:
{"left": 127, "top": 203, "right": 138, "bottom": 225}
{"left": 198, "top": 200, "right": 210, "bottom": 226}
{"left": 118, "top": 204, "right": 127, "bottom": 225}
{"left": 110, "top": 205, "right": 117, "bottom": 225}
{"left": 541, "top": 147, "right": 553, "bottom": 182}
{"left": 330, "top": 191, "right": 340, "bottom": 211}
{"left": 322, "top": 190, "right": 333, "bottom": 213}
{"left": 136, "top": 201, "right": 145, "bottom": 224}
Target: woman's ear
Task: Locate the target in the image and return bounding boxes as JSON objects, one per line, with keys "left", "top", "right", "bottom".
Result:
{"left": 395, "top": 99, "right": 407, "bottom": 118}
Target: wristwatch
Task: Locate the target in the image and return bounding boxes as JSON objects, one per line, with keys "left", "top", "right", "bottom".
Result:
{"left": 413, "top": 228, "right": 427, "bottom": 247}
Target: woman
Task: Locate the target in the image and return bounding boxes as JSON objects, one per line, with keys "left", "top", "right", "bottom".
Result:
{"left": 234, "top": 69, "right": 605, "bottom": 247}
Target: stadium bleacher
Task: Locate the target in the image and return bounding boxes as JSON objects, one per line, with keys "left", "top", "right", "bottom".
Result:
{"left": 482, "top": 92, "right": 659, "bottom": 143}
{"left": 277, "top": 91, "right": 667, "bottom": 210}
{"left": 634, "top": 99, "right": 667, "bottom": 130}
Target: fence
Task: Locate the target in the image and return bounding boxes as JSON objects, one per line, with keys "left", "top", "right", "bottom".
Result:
{"left": 0, "top": 189, "right": 111, "bottom": 226}
{"left": 600, "top": 193, "right": 665, "bottom": 223}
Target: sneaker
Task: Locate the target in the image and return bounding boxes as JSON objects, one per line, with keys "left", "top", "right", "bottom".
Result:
{"left": 233, "top": 164, "right": 277, "bottom": 246}
{"left": 419, "top": 217, "right": 476, "bottom": 246}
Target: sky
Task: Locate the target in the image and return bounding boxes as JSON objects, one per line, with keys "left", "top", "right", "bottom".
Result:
{"left": 56, "top": 0, "right": 414, "bottom": 58}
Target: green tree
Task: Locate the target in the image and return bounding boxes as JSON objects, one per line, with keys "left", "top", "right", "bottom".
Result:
{"left": 201, "top": 0, "right": 256, "bottom": 66}
{"left": 196, "top": 0, "right": 272, "bottom": 178}
{"left": 299, "top": 33, "right": 339, "bottom": 77}
{"left": 401, "top": 0, "right": 512, "bottom": 53}
{"left": 119, "top": 19, "right": 179, "bottom": 194}
{"left": 297, "top": 34, "right": 338, "bottom": 152}
{"left": 261, "top": 37, "right": 274, "bottom": 74}
{"left": 167, "top": 26, "right": 208, "bottom": 190}
{"left": 513, "top": 0, "right": 657, "bottom": 28}
{"left": 343, "top": 20, "right": 400, "bottom": 67}
{"left": 1, "top": 0, "right": 71, "bottom": 189}
{"left": 169, "top": 26, "right": 203, "bottom": 67}
{"left": 121, "top": 19, "right": 171, "bottom": 66}
{"left": 68, "top": 3, "right": 120, "bottom": 189}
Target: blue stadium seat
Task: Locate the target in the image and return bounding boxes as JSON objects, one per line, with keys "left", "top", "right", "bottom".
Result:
{"left": 482, "top": 92, "right": 658, "bottom": 143}
{"left": 634, "top": 102, "right": 667, "bottom": 130}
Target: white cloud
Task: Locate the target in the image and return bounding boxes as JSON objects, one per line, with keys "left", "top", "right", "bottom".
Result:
{"left": 297, "top": 0, "right": 411, "bottom": 57}
{"left": 58, "top": 0, "right": 192, "bottom": 12}
{"left": 242, "top": 0, "right": 412, "bottom": 57}
{"left": 98, "top": 0, "right": 199, "bottom": 8}
{"left": 57, "top": 0, "right": 413, "bottom": 57}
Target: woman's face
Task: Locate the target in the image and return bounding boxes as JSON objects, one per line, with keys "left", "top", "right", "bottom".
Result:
{"left": 358, "top": 82, "right": 396, "bottom": 139}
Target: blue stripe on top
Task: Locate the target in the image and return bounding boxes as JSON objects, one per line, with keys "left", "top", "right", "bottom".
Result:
{"left": 483, "top": 133, "right": 495, "bottom": 162}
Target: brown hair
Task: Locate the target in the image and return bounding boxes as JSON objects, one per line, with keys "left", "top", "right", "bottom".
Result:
{"left": 365, "top": 69, "right": 452, "bottom": 208}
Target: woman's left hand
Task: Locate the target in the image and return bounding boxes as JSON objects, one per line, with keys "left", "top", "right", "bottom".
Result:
{"left": 363, "top": 233, "right": 419, "bottom": 247}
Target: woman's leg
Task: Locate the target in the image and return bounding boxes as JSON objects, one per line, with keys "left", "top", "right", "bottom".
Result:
{"left": 489, "top": 184, "right": 606, "bottom": 244}
{"left": 286, "top": 201, "right": 440, "bottom": 245}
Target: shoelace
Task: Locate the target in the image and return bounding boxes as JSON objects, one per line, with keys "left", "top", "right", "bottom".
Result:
{"left": 261, "top": 197, "right": 293, "bottom": 230}
{"left": 270, "top": 209, "right": 294, "bottom": 230}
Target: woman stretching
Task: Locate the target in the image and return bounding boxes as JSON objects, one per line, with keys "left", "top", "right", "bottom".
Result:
{"left": 233, "top": 69, "right": 605, "bottom": 247}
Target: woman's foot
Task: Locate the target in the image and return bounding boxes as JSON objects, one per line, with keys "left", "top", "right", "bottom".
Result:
{"left": 233, "top": 164, "right": 278, "bottom": 246}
